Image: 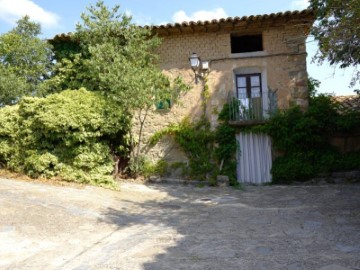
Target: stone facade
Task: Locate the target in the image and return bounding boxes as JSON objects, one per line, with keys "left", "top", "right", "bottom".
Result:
{"left": 134, "top": 10, "right": 314, "bottom": 163}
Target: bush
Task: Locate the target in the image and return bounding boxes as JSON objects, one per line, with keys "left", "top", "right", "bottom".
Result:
{"left": 0, "top": 88, "right": 131, "bottom": 188}
{"left": 264, "top": 94, "right": 360, "bottom": 184}
{"left": 127, "top": 155, "right": 168, "bottom": 178}
{"left": 0, "top": 105, "right": 19, "bottom": 164}
{"left": 271, "top": 154, "right": 315, "bottom": 184}
{"left": 333, "top": 151, "right": 360, "bottom": 172}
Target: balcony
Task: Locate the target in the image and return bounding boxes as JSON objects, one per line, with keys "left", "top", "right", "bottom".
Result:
{"left": 227, "top": 90, "right": 277, "bottom": 127}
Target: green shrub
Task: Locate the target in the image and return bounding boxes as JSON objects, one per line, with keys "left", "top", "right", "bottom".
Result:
{"left": 127, "top": 155, "right": 168, "bottom": 178}
{"left": 263, "top": 94, "right": 360, "bottom": 183}
{"left": 333, "top": 151, "right": 360, "bottom": 171}
{"left": 271, "top": 155, "right": 314, "bottom": 184}
{"left": 0, "top": 105, "right": 19, "bottom": 164}
{"left": 0, "top": 88, "right": 131, "bottom": 188}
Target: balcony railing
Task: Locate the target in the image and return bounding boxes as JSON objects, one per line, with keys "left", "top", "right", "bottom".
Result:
{"left": 229, "top": 97, "right": 264, "bottom": 121}
{"left": 227, "top": 89, "right": 277, "bottom": 125}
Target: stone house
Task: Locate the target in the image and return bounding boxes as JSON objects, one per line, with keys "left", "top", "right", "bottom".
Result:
{"left": 139, "top": 9, "right": 315, "bottom": 184}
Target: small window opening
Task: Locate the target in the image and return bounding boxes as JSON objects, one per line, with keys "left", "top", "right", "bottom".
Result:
{"left": 156, "top": 99, "right": 171, "bottom": 110}
{"left": 231, "top": 34, "right": 263, "bottom": 53}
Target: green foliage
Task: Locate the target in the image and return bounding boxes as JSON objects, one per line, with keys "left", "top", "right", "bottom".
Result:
{"left": 149, "top": 108, "right": 238, "bottom": 185}
{"left": 333, "top": 151, "right": 360, "bottom": 171}
{"left": 49, "top": 1, "right": 189, "bottom": 162}
{"left": 127, "top": 155, "right": 168, "bottom": 178}
{"left": 201, "top": 77, "right": 210, "bottom": 112}
{"left": 0, "top": 105, "right": 20, "bottom": 163}
{"left": 215, "top": 124, "right": 236, "bottom": 162}
{"left": 215, "top": 105, "right": 238, "bottom": 186}
{"left": 308, "top": 76, "right": 321, "bottom": 98}
{"left": 217, "top": 100, "right": 233, "bottom": 121}
{"left": 173, "top": 118, "right": 215, "bottom": 180}
{"left": 0, "top": 66, "right": 27, "bottom": 105}
{"left": 49, "top": 0, "right": 169, "bottom": 107}
{"left": 149, "top": 117, "right": 215, "bottom": 181}
{"left": 149, "top": 94, "right": 359, "bottom": 185}
{"left": 271, "top": 154, "right": 315, "bottom": 184}
{"left": 310, "top": 0, "right": 360, "bottom": 87}
{"left": 148, "top": 123, "right": 180, "bottom": 146}
{"left": 261, "top": 94, "right": 360, "bottom": 183}
{"left": 50, "top": 39, "right": 81, "bottom": 62}
{"left": 0, "top": 88, "right": 131, "bottom": 188}
{"left": 0, "top": 16, "right": 54, "bottom": 105}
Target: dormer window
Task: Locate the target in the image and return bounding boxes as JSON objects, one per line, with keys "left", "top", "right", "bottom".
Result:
{"left": 231, "top": 34, "right": 263, "bottom": 53}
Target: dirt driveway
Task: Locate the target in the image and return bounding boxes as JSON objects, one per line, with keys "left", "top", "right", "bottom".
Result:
{"left": 0, "top": 178, "right": 359, "bottom": 270}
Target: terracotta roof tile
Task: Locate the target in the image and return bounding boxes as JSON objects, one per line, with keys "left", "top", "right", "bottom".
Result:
{"left": 52, "top": 9, "right": 314, "bottom": 41}
{"left": 145, "top": 9, "right": 313, "bottom": 30}
{"left": 333, "top": 95, "right": 360, "bottom": 112}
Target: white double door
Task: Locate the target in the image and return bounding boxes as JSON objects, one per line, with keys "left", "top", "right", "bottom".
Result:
{"left": 236, "top": 132, "right": 272, "bottom": 184}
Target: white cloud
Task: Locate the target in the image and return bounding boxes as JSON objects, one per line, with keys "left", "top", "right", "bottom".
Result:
{"left": 291, "top": 0, "right": 310, "bottom": 10}
{"left": 124, "top": 9, "right": 152, "bottom": 26}
{"left": 125, "top": 9, "right": 133, "bottom": 18}
{"left": 172, "top": 8, "right": 227, "bottom": 23}
{"left": 0, "top": 0, "right": 60, "bottom": 28}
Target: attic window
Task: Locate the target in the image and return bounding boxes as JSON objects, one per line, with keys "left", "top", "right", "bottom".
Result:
{"left": 231, "top": 34, "right": 263, "bottom": 53}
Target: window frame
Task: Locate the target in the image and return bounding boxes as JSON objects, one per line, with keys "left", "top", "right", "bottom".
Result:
{"left": 236, "top": 73, "right": 262, "bottom": 99}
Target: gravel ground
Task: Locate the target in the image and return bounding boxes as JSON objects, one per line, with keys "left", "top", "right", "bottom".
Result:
{"left": 0, "top": 178, "right": 359, "bottom": 270}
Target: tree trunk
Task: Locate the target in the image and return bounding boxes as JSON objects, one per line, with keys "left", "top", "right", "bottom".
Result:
{"left": 135, "top": 107, "right": 149, "bottom": 159}
{"left": 113, "top": 155, "right": 120, "bottom": 178}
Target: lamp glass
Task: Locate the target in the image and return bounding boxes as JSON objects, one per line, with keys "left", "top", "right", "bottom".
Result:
{"left": 189, "top": 53, "right": 200, "bottom": 69}
{"left": 201, "top": 61, "right": 209, "bottom": 71}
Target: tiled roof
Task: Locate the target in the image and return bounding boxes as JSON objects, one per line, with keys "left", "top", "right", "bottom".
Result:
{"left": 333, "top": 95, "right": 360, "bottom": 112}
{"left": 52, "top": 9, "right": 314, "bottom": 41}
{"left": 51, "top": 33, "right": 72, "bottom": 41}
{"left": 146, "top": 9, "right": 314, "bottom": 31}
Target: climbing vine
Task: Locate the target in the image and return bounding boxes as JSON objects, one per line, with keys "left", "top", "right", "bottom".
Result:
{"left": 150, "top": 117, "right": 215, "bottom": 181}
{"left": 149, "top": 103, "right": 238, "bottom": 185}
{"left": 214, "top": 102, "right": 238, "bottom": 185}
{"left": 150, "top": 92, "right": 360, "bottom": 185}
{"left": 201, "top": 76, "right": 210, "bottom": 114}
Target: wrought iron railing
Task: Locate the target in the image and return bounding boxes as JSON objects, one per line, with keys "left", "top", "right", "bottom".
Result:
{"left": 228, "top": 96, "right": 264, "bottom": 121}
{"left": 227, "top": 89, "right": 277, "bottom": 122}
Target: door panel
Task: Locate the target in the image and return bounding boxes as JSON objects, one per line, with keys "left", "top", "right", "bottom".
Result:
{"left": 237, "top": 132, "right": 272, "bottom": 184}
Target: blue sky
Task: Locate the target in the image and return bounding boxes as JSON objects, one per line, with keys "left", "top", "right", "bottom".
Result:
{"left": 0, "top": 0, "right": 357, "bottom": 96}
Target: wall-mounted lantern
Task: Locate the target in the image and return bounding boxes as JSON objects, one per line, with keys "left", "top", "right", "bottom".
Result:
{"left": 189, "top": 52, "right": 210, "bottom": 84}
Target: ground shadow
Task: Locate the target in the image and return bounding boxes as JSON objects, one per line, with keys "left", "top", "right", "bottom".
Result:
{"left": 99, "top": 183, "right": 360, "bottom": 270}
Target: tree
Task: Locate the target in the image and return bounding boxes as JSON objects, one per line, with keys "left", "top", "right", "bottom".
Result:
{"left": 308, "top": 76, "right": 321, "bottom": 98}
{"left": 0, "top": 16, "right": 54, "bottom": 105}
{"left": 0, "top": 66, "right": 27, "bottom": 105}
{"left": 310, "top": 0, "right": 360, "bottom": 87}
{"left": 50, "top": 1, "right": 189, "bottom": 172}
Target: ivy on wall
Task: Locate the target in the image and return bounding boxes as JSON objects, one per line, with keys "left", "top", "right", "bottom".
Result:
{"left": 244, "top": 94, "right": 360, "bottom": 183}
{"left": 148, "top": 72, "right": 241, "bottom": 185}
{"left": 149, "top": 107, "right": 238, "bottom": 185}
{"left": 150, "top": 92, "right": 360, "bottom": 185}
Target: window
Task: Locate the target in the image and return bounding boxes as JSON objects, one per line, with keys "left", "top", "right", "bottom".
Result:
{"left": 155, "top": 99, "right": 171, "bottom": 110}
{"left": 231, "top": 34, "right": 263, "bottom": 54}
{"left": 236, "top": 74, "right": 263, "bottom": 120}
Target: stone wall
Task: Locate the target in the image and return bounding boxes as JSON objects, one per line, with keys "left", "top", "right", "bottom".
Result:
{"left": 133, "top": 20, "right": 311, "bottom": 163}
{"left": 330, "top": 133, "right": 360, "bottom": 154}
